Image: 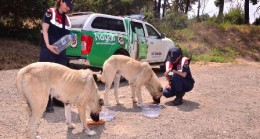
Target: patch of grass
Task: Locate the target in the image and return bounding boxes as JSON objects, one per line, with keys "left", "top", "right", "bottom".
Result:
{"left": 192, "top": 47, "right": 238, "bottom": 63}
{"left": 193, "top": 54, "right": 234, "bottom": 63}
{"left": 179, "top": 28, "right": 196, "bottom": 40}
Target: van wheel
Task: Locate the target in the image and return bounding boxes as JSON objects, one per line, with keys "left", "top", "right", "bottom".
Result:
{"left": 114, "top": 49, "right": 130, "bottom": 56}
{"left": 159, "top": 65, "right": 166, "bottom": 72}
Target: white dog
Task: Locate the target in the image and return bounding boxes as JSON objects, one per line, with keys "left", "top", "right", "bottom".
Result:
{"left": 98, "top": 55, "right": 163, "bottom": 106}
{"left": 16, "top": 62, "right": 104, "bottom": 139}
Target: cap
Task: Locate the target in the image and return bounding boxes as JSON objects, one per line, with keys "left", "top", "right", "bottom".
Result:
{"left": 168, "top": 47, "right": 182, "bottom": 62}
{"left": 64, "top": 0, "right": 73, "bottom": 9}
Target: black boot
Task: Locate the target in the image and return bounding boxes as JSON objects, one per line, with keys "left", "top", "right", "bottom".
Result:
{"left": 45, "top": 96, "right": 54, "bottom": 113}
{"left": 171, "top": 92, "right": 185, "bottom": 106}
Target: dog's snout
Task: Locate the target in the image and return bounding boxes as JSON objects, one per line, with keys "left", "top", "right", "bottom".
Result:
{"left": 90, "top": 112, "right": 100, "bottom": 122}
{"left": 152, "top": 96, "right": 161, "bottom": 104}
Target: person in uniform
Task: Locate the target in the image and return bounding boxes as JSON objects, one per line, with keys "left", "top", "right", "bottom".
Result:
{"left": 163, "top": 47, "right": 195, "bottom": 106}
{"left": 39, "top": 0, "right": 74, "bottom": 112}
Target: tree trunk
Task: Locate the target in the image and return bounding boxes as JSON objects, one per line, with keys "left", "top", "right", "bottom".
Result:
{"left": 217, "top": 0, "right": 224, "bottom": 23}
{"left": 185, "top": 0, "right": 190, "bottom": 14}
{"left": 162, "top": 0, "right": 167, "bottom": 17}
{"left": 154, "top": 0, "right": 158, "bottom": 17}
{"left": 174, "top": 0, "right": 179, "bottom": 13}
{"left": 197, "top": 0, "right": 201, "bottom": 21}
{"left": 244, "top": 0, "right": 250, "bottom": 24}
{"left": 158, "top": 0, "right": 161, "bottom": 17}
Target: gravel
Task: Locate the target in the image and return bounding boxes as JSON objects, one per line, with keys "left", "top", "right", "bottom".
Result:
{"left": 0, "top": 61, "right": 259, "bottom": 139}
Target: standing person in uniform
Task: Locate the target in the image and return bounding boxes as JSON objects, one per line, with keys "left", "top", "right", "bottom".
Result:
{"left": 163, "top": 47, "right": 195, "bottom": 106}
{"left": 39, "top": 0, "right": 74, "bottom": 112}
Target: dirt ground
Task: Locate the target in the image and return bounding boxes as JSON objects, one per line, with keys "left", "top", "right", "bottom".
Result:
{"left": 0, "top": 61, "right": 259, "bottom": 139}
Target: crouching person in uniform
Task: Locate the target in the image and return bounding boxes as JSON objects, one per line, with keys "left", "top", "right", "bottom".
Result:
{"left": 163, "top": 47, "right": 195, "bottom": 106}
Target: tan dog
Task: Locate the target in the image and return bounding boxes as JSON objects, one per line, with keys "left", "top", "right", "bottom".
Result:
{"left": 16, "top": 62, "right": 104, "bottom": 139}
{"left": 98, "top": 55, "right": 163, "bottom": 106}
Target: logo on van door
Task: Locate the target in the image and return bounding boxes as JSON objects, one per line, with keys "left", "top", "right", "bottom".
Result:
{"left": 94, "top": 33, "right": 116, "bottom": 45}
{"left": 151, "top": 51, "right": 162, "bottom": 57}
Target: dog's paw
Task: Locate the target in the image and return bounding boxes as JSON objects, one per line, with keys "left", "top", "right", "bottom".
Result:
{"left": 35, "top": 134, "right": 42, "bottom": 139}
{"left": 84, "top": 130, "right": 96, "bottom": 136}
{"left": 116, "top": 100, "right": 124, "bottom": 105}
{"left": 132, "top": 99, "right": 137, "bottom": 103}
{"left": 67, "top": 123, "right": 76, "bottom": 129}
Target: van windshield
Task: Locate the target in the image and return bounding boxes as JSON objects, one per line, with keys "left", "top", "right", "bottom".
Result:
{"left": 70, "top": 15, "right": 91, "bottom": 28}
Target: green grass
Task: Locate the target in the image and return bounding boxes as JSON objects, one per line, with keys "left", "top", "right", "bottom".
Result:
{"left": 192, "top": 47, "right": 239, "bottom": 63}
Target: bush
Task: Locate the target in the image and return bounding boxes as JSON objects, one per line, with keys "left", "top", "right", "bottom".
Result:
{"left": 163, "top": 12, "right": 188, "bottom": 29}
{"left": 0, "top": 24, "right": 41, "bottom": 45}
{"left": 224, "top": 7, "right": 244, "bottom": 25}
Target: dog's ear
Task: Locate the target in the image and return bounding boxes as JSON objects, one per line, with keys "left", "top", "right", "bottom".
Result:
{"left": 99, "top": 99, "right": 104, "bottom": 106}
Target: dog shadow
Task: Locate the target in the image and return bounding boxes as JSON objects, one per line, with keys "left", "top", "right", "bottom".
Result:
{"left": 96, "top": 79, "right": 130, "bottom": 91}
{"left": 107, "top": 103, "right": 167, "bottom": 114}
{"left": 164, "top": 100, "right": 200, "bottom": 112}
{"left": 43, "top": 107, "right": 106, "bottom": 139}
{"left": 43, "top": 107, "right": 81, "bottom": 124}
{"left": 66, "top": 125, "right": 105, "bottom": 139}
{"left": 108, "top": 104, "right": 142, "bottom": 113}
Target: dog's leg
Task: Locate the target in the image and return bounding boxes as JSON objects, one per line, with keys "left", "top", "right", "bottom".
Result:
{"left": 135, "top": 86, "right": 143, "bottom": 105}
{"left": 77, "top": 105, "right": 96, "bottom": 136}
{"left": 27, "top": 92, "right": 48, "bottom": 139}
{"left": 104, "top": 83, "right": 112, "bottom": 106}
{"left": 114, "top": 73, "right": 123, "bottom": 105}
{"left": 129, "top": 83, "right": 137, "bottom": 103}
{"left": 27, "top": 108, "right": 45, "bottom": 139}
{"left": 65, "top": 104, "right": 76, "bottom": 129}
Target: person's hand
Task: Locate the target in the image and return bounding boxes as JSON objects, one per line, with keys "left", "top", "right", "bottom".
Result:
{"left": 164, "top": 70, "right": 170, "bottom": 77}
{"left": 73, "top": 34, "right": 77, "bottom": 41}
{"left": 47, "top": 44, "right": 59, "bottom": 55}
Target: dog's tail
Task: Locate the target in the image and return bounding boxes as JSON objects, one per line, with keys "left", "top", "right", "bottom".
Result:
{"left": 16, "top": 68, "right": 32, "bottom": 116}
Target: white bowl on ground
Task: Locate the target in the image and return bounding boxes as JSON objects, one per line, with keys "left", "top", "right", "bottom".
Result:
{"left": 140, "top": 104, "right": 162, "bottom": 118}
{"left": 99, "top": 106, "right": 116, "bottom": 121}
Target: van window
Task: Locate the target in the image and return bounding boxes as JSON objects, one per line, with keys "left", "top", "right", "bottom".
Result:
{"left": 131, "top": 22, "right": 145, "bottom": 37}
{"left": 70, "top": 15, "right": 91, "bottom": 28}
{"left": 145, "top": 24, "right": 161, "bottom": 39}
{"left": 91, "top": 17, "right": 125, "bottom": 32}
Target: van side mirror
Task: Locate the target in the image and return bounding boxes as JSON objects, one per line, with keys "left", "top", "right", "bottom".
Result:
{"left": 161, "top": 33, "right": 165, "bottom": 38}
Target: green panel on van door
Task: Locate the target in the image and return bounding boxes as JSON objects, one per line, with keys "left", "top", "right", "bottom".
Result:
{"left": 66, "top": 30, "right": 128, "bottom": 67}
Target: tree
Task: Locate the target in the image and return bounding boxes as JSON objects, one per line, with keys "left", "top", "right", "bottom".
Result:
{"left": 244, "top": 0, "right": 250, "bottom": 24}
{"left": 215, "top": 0, "right": 224, "bottom": 23}
{"left": 162, "top": 0, "right": 167, "bottom": 17}
{"left": 0, "top": 0, "right": 50, "bottom": 28}
{"left": 197, "top": 0, "right": 201, "bottom": 20}
{"left": 244, "top": 0, "right": 259, "bottom": 24}
{"left": 185, "top": 0, "right": 191, "bottom": 14}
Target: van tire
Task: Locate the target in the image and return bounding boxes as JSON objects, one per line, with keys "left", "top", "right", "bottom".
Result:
{"left": 160, "top": 65, "right": 166, "bottom": 72}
